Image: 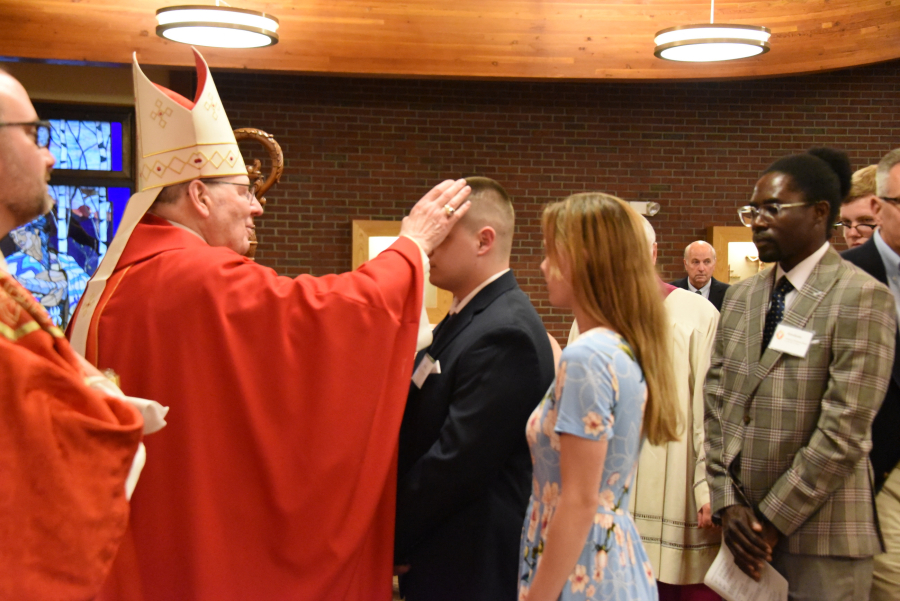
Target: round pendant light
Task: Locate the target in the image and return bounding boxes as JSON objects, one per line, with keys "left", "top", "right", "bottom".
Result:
{"left": 653, "top": 0, "right": 770, "bottom": 62}
{"left": 156, "top": 4, "right": 279, "bottom": 49}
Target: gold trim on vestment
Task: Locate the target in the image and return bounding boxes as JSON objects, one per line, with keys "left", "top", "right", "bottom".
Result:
{"left": 0, "top": 320, "right": 41, "bottom": 342}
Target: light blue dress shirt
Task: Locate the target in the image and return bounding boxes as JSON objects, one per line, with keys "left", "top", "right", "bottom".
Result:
{"left": 873, "top": 229, "right": 900, "bottom": 321}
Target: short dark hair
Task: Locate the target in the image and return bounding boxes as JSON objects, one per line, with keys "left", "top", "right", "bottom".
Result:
{"left": 460, "top": 176, "right": 515, "bottom": 257}
{"left": 763, "top": 147, "right": 851, "bottom": 228}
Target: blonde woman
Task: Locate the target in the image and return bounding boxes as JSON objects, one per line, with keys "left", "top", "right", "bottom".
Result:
{"left": 520, "top": 193, "right": 680, "bottom": 601}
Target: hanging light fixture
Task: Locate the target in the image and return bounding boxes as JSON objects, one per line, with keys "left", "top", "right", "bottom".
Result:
{"left": 654, "top": 0, "right": 770, "bottom": 62}
{"left": 156, "top": 2, "right": 279, "bottom": 49}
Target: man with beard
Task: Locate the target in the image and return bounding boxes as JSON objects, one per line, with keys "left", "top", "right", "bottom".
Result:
{"left": 0, "top": 67, "right": 159, "bottom": 600}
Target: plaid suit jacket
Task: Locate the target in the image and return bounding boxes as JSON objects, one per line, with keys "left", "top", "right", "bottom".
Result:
{"left": 704, "top": 246, "right": 896, "bottom": 557}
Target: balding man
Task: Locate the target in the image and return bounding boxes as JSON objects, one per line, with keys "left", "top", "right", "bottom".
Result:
{"left": 68, "top": 49, "right": 471, "bottom": 601}
{"left": 395, "top": 177, "right": 555, "bottom": 601}
{"left": 843, "top": 149, "right": 900, "bottom": 601}
{"left": 671, "top": 240, "right": 730, "bottom": 310}
{"left": 0, "top": 67, "right": 149, "bottom": 600}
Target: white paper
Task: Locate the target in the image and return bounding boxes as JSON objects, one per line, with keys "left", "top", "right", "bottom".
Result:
{"left": 767, "top": 324, "right": 814, "bottom": 358}
{"left": 704, "top": 544, "right": 788, "bottom": 601}
{"left": 411, "top": 354, "right": 440, "bottom": 389}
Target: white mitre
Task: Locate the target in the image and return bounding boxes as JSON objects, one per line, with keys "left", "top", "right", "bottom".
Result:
{"left": 135, "top": 48, "right": 245, "bottom": 190}
{"left": 70, "top": 47, "right": 246, "bottom": 354}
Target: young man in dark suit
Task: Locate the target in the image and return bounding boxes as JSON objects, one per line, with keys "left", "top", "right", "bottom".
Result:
{"left": 670, "top": 240, "right": 730, "bottom": 310}
{"left": 842, "top": 147, "right": 900, "bottom": 601}
{"left": 394, "top": 177, "right": 555, "bottom": 601}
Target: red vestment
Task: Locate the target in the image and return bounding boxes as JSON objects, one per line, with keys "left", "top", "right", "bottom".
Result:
{"left": 0, "top": 271, "right": 143, "bottom": 600}
{"left": 77, "top": 214, "right": 423, "bottom": 600}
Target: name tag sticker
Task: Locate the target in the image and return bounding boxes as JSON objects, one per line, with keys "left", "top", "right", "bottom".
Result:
{"left": 768, "top": 324, "right": 814, "bottom": 358}
{"left": 412, "top": 354, "right": 441, "bottom": 388}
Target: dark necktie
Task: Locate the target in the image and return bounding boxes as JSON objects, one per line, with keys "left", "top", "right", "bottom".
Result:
{"left": 695, "top": 289, "right": 703, "bottom": 295}
{"left": 429, "top": 311, "right": 459, "bottom": 348}
{"left": 762, "top": 276, "right": 795, "bottom": 351}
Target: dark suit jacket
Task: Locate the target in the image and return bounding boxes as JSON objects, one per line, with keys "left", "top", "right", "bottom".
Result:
{"left": 670, "top": 276, "right": 730, "bottom": 311}
{"left": 843, "top": 237, "right": 900, "bottom": 491}
{"left": 395, "top": 270, "right": 555, "bottom": 601}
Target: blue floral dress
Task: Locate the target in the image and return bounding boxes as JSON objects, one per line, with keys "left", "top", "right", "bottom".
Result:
{"left": 519, "top": 328, "right": 658, "bottom": 601}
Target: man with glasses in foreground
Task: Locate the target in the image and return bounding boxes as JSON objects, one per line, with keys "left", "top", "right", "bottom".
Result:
{"left": 67, "top": 49, "right": 472, "bottom": 601}
{"left": 837, "top": 164, "right": 879, "bottom": 248}
{"left": 842, "top": 148, "right": 900, "bottom": 601}
{"left": 706, "top": 148, "right": 895, "bottom": 601}
{"left": 0, "top": 67, "right": 160, "bottom": 599}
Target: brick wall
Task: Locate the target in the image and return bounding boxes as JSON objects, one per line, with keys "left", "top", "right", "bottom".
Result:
{"left": 215, "top": 59, "right": 900, "bottom": 344}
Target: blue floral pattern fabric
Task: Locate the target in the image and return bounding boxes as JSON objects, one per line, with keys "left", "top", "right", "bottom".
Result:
{"left": 519, "top": 328, "right": 658, "bottom": 601}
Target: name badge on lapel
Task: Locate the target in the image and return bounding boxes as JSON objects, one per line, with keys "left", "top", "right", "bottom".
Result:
{"left": 412, "top": 353, "right": 441, "bottom": 388}
{"left": 768, "top": 324, "right": 814, "bottom": 358}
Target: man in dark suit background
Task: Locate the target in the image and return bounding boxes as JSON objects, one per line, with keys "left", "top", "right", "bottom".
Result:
{"left": 842, "top": 147, "right": 900, "bottom": 601}
{"left": 670, "top": 240, "right": 730, "bottom": 310}
{"left": 394, "top": 177, "right": 555, "bottom": 601}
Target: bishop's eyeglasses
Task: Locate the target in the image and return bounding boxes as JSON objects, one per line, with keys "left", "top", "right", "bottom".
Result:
{"left": 207, "top": 180, "right": 259, "bottom": 203}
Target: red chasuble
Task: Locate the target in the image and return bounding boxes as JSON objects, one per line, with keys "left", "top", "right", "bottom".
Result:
{"left": 79, "top": 214, "right": 424, "bottom": 601}
{"left": 0, "top": 272, "right": 143, "bottom": 600}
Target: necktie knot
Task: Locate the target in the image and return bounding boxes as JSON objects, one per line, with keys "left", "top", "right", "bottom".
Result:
{"left": 774, "top": 277, "right": 794, "bottom": 297}
{"left": 762, "top": 277, "right": 794, "bottom": 351}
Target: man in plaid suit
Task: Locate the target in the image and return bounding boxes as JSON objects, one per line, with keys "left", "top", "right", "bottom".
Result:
{"left": 705, "top": 148, "right": 896, "bottom": 600}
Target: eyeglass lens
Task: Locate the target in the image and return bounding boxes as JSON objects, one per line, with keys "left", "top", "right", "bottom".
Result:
{"left": 36, "top": 124, "right": 50, "bottom": 148}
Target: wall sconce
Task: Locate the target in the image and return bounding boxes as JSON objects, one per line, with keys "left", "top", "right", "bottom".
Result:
{"left": 629, "top": 201, "right": 662, "bottom": 217}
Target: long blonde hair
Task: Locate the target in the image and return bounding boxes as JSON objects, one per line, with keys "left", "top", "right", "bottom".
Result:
{"left": 542, "top": 193, "right": 681, "bottom": 446}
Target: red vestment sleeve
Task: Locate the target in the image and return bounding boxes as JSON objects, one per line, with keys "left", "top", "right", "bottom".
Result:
{"left": 83, "top": 216, "right": 424, "bottom": 601}
{"left": 0, "top": 274, "right": 143, "bottom": 601}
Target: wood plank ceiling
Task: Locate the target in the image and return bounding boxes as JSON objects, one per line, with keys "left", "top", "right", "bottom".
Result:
{"left": 1, "top": 0, "right": 898, "bottom": 80}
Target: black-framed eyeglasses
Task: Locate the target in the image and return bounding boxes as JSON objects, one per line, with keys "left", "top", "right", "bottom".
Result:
{"left": 0, "top": 120, "right": 51, "bottom": 148}
{"left": 834, "top": 221, "right": 877, "bottom": 233}
{"left": 206, "top": 179, "right": 259, "bottom": 203}
{"left": 737, "top": 202, "right": 810, "bottom": 227}
{"left": 880, "top": 197, "right": 900, "bottom": 205}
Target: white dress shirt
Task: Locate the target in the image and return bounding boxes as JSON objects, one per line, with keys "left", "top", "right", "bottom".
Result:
{"left": 774, "top": 241, "right": 830, "bottom": 311}
{"left": 448, "top": 269, "right": 510, "bottom": 315}
{"left": 687, "top": 277, "right": 712, "bottom": 299}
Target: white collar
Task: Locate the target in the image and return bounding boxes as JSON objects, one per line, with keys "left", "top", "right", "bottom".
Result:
{"left": 775, "top": 241, "right": 830, "bottom": 291}
{"left": 449, "top": 269, "right": 510, "bottom": 315}
{"left": 165, "top": 219, "right": 207, "bottom": 243}
{"left": 688, "top": 278, "right": 712, "bottom": 294}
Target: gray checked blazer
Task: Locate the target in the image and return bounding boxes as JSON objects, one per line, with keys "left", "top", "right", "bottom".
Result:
{"left": 705, "top": 246, "right": 896, "bottom": 557}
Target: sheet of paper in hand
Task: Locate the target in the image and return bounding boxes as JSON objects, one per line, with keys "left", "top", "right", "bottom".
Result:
{"left": 704, "top": 544, "right": 788, "bottom": 601}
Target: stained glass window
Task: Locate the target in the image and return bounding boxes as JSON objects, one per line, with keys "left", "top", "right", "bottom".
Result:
{"left": 1, "top": 107, "right": 133, "bottom": 328}
{"left": 3, "top": 186, "right": 130, "bottom": 327}
{"left": 48, "top": 120, "right": 123, "bottom": 172}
